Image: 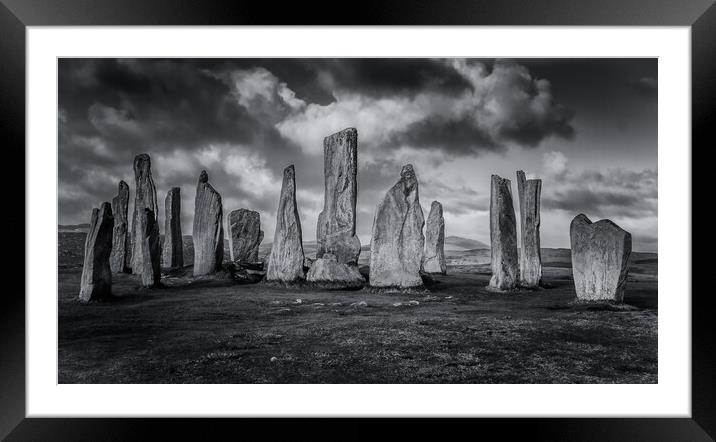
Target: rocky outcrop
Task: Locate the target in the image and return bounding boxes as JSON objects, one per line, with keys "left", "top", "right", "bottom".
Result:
{"left": 266, "top": 165, "right": 305, "bottom": 282}
{"left": 306, "top": 253, "right": 365, "bottom": 288}
{"left": 369, "top": 164, "right": 425, "bottom": 288}
{"left": 110, "top": 180, "right": 130, "bottom": 273}
{"left": 162, "top": 187, "right": 183, "bottom": 269}
{"left": 192, "top": 170, "right": 224, "bottom": 276}
{"left": 79, "top": 202, "right": 114, "bottom": 301}
{"left": 137, "top": 208, "right": 161, "bottom": 287}
{"left": 422, "top": 201, "right": 446, "bottom": 274}
{"left": 488, "top": 175, "right": 518, "bottom": 291}
{"left": 228, "top": 208, "right": 263, "bottom": 263}
{"left": 516, "top": 171, "right": 542, "bottom": 288}
{"left": 130, "top": 154, "right": 158, "bottom": 275}
{"left": 316, "top": 128, "right": 361, "bottom": 265}
{"left": 570, "top": 214, "right": 632, "bottom": 302}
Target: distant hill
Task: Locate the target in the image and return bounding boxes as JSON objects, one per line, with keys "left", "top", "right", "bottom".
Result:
{"left": 444, "top": 236, "right": 489, "bottom": 251}
{"left": 58, "top": 223, "right": 90, "bottom": 233}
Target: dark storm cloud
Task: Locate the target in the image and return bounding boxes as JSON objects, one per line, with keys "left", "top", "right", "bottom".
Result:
{"left": 308, "top": 58, "right": 474, "bottom": 98}
{"left": 542, "top": 168, "right": 657, "bottom": 219}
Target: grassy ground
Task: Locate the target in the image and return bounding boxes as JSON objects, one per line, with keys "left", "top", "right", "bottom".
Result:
{"left": 58, "top": 232, "right": 657, "bottom": 384}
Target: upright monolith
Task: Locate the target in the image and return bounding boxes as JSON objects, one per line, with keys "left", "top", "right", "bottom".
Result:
{"left": 570, "top": 214, "right": 632, "bottom": 302}
{"left": 137, "top": 208, "right": 161, "bottom": 287}
{"left": 192, "top": 170, "right": 224, "bottom": 276}
{"left": 228, "top": 208, "right": 263, "bottom": 263}
{"left": 162, "top": 187, "right": 183, "bottom": 269}
{"left": 130, "top": 154, "right": 158, "bottom": 275}
{"left": 489, "top": 174, "right": 518, "bottom": 291}
{"left": 369, "top": 164, "right": 425, "bottom": 288}
{"left": 79, "top": 202, "right": 114, "bottom": 301}
{"left": 110, "top": 180, "right": 130, "bottom": 273}
{"left": 422, "top": 201, "right": 446, "bottom": 274}
{"left": 316, "top": 128, "right": 361, "bottom": 264}
{"left": 516, "top": 171, "right": 542, "bottom": 288}
{"left": 266, "top": 165, "right": 305, "bottom": 282}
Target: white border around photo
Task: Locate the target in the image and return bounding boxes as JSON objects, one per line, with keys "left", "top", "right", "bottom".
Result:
{"left": 27, "top": 26, "right": 690, "bottom": 417}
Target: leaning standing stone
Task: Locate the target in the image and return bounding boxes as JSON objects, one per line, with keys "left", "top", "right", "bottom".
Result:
{"left": 162, "top": 187, "right": 184, "bottom": 269}
{"left": 422, "top": 201, "right": 446, "bottom": 274}
{"left": 266, "top": 165, "right": 305, "bottom": 282}
{"left": 570, "top": 214, "right": 632, "bottom": 302}
{"left": 137, "top": 208, "right": 161, "bottom": 287}
{"left": 192, "top": 170, "right": 224, "bottom": 276}
{"left": 130, "top": 154, "right": 158, "bottom": 275}
{"left": 489, "top": 174, "right": 519, "bottom": 291}
{"left": 79, "top": 202, "right": 114, "bottom": 301}
{"left": 316, "top": 128, "right": 361, "bottom": 265}
{"left": 516, "top": 171, "right": 542, "bottom": 288}
{"left": 369, "top": 164, "right": 425, "bottom": 288}
{"left": 228, "top": 208, "right": 263, "bottom": 263}
{"left": 110, "top": 180, "right": 130, "bottom": 273}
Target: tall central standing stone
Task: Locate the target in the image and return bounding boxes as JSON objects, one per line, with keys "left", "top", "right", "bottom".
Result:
{"left": 110, "top": 180, "right": 130, "bottom": 273}
{"left": 137, "top": 208, "right": 161, "bottom": 287}
{"left": 570, "top": 214, "right": 632, "bottom": 302}
{"left": 162, "top": 187, "right": 183, "bottom": 269}
{"left": 369, "top": 164, "right": 425, "bottom": 288}
{"left": 228, "top": 209, "right": 263, "bottom": 263}
{"left": 315, "top": 128, "right": 361, "bottom": 264}
{"left": 516, "top": 171, "right": 542, "bottom": 288}
{"left": 422, "top": 201, "right": 446, "bottom": 274}
{"left": 79, "top": 202, "right": 114, "bottom": 302}
{"left": 489, "top": 174, "right": 519, "bottom": 291}
{"left": 192, "top": 170, "right": 224, "bottom": 276}
{"left": 266, "top": 165, "right": 305, "bottom": 282}
{"left": 130, "top": 154, "right": 158, "bottom": 275}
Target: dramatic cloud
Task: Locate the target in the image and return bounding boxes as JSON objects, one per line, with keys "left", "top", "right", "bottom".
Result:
{"left": 58, "top": 58, "right": 657, "bottom": 251}
{"left": 628, "top": 76, "right": 658, "bottom": 99}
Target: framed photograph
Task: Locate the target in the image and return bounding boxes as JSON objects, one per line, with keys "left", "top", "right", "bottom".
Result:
{"left": 4, "top": 0, "right": 712, "bottom": 439}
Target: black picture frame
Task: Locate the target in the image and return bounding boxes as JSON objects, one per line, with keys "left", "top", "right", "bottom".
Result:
{"left": 2, "top": 0, "right": 711, "bottom": 440}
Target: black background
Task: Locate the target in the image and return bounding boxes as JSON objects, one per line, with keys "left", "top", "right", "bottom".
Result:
{"left": 1, "top": 0, "right": 712, "bottom": 440}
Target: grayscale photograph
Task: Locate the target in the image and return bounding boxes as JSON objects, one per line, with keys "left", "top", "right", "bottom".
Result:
{"left": 57, "top": 58, "right": 657, "bottom": 384}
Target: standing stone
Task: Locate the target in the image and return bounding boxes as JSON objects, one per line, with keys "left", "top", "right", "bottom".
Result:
{"left": 570, "top": 214, "right": 632, "bottom": 302}
{"left": 316, "top": 128, "right": 361, "bottom": 264}
{"left": 489, "top": 175, "right": 519, "bottom": 291}
{"left": 422, "top": 201, "right": 446, "bottom": 274}
{"left": 192, "top": 170, "right": 224, "bottom": 276}
{"left": 266, "top": 165, "right": 305, "bottom": 282}
{"left": 162, "top": 187, "right": 183, "bottom": 269}
{"left": 369, "top": 164, "right": 425, "bottom": 288}
{"left": 516, "top": 171, "right": 542, "bottom": 288}
{"left": 137, "top": 208, "right": 161, "bottom": 287}
{"left": 110, "top": 180, "right": 130, "bottom": 273}
{"left": 130, "top": 154, "right": 158, "bottom": 275}
{"left": 79, "top": 202, "right": 114, "bottom": 302}
{"left": 228, "top": 209, "right": 263, "bottom": 263}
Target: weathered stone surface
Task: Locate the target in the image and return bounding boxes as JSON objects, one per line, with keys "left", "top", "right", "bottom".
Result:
{"left": 79, "top": 202, "right": 114, "bottom": 301}
{"left": 570, "top": 214, "right": 632, "bottom": 302}
{"left": 369, "top": 164, "right": 425, "bottom": 288}
{"left": 422, "top": 201, "right": 446, "bottom": 274}
{"left": 137, "top": 208, "right": 161, "bottom": 287}
{"left": 489, "top": 175, "right": 519, "bottom": 290}
{"left": 130, "top": 154, "right": 158, "bottom": 275}
{"left": 516, "top": 171, "right": 542, "bottom": 288}
{"left": 316, "top": 128, "right": 361, "bottom": 265}
{"left": 306, "top": 253, "right": 365, "bottom": 288}
{"left": 162, "top": 187, "right": 184, "bottom": 269}
{"left": 228, "top": 208, "right": 263, "bottom": 263}
{"left": 192, "top": 170, "right": 224, "bottom": 276}
{"left": 110, "top": 180, "right": 130, "bottom": 273}
{"left": 266, "top": 165, "right": 305, "bottom": 282}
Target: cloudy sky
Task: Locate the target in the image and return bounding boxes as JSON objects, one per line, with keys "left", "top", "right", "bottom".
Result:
{"left": 58, "top": 58, "right": 657, "bottom": 251}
